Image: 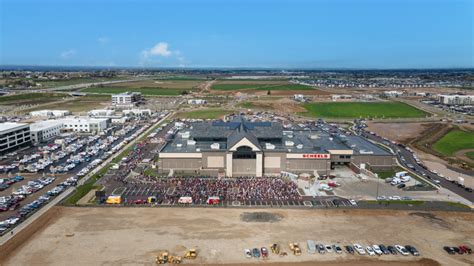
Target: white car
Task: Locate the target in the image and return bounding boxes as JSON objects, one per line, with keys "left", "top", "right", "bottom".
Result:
{"left": 372, "top": 245, "right": 382, "bottom": 255}
{"left": 349, "top": 199, "right": 357, "bottom": 206}
{"left": 389, "top": 196, "right": 401, "bottom": 200}
{"left": 366, "top": 246, "right": 375, "bottom": 256}
{"left": 353, "top": 244, "right": 366, "bottom": 255}
{"left": 395, "top": 245, "right": 409, "bottom": 256}
{"left": 244, "top": 249, "right": 252, "bottom": 258}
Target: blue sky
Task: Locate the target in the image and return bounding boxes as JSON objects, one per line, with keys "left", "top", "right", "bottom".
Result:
{"left": 1, "top": 0, "right": 472, "bottom": 68}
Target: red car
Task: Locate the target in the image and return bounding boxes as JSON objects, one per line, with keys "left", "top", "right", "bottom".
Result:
{"left": 132, "top": 199, "right": 146, "bottom": 204}
{"left": 261, "top": 247, "right": 269, "bottom": 258}
{"left": 460, "top": 245, "right": 472, "bottom": 254}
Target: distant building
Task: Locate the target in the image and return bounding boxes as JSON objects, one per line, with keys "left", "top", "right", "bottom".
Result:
{"left": 383, "top": 91, "right": 404, "bottom": 97}
{"left": 111, "top": 92, "right": 142, "bottom": 107}
{"left": 0, "top": 122, "right": 31, "bottom": 154}
{"left": 187, "top": 99, "right": 207, "bottom": 105}
{"left": 88, "top": 109, "right": 115, "bottom": 117}
{"left": 30, "top": 110, "right": 71, "bottom": 118}
{"left": 123, "top": 109, "right": 152, "bottom": 116}
{"left": 438, "top": 94, "right": 473, "bottom": 106}
{"left": 331, "top": 94, "right": 352, "bottom": 101}
{"left": 29, "top": 120, "right": 63, "bottom": 143}
{"left": 58, "top": 117, "right": 110, "bottom": 134}
{"left": 293, "top": 94, "right": 306, "bottom": 102}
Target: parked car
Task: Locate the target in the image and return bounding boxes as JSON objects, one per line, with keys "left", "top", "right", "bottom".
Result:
{"left": 443, "top": 246, "right": 456, "bottom": 255}
{"left": 252, "top": 248, "right": 260, "bottom": 258}
{"left": 244, "top": 249, "right": 252, "bottom": 258}
{"left": 372, "top": 245, "right": 383, "bottom": 255}
{"left": 405, "top": 245, "right": 420, "bottom": 256}
{"left": 387, "top": 246, "right": 397, "bottom": 255}
{"left": 261, "top": 247, "right": 268, "bottom": 258}
{"left": 395, "top": 245, "right": 410, "bottom": 256}
{"left": 353, "top": 244, "right": 366, "bottom": 255}
{"left": 317, "top": 244, "right": 325, "bottom": 254}
{"left": 333, "top": 245, "right": 343, "bottom": 254}
{"left": 366, "top": 246, "right": 375, "bottom": 256}
{"left": 345, "top": 245, "right": 354, "bottom": 254}
{"left": 459, "top": 245, "right": 472, "bottom": 254}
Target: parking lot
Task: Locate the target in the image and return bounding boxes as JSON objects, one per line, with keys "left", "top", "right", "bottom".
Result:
{"left": 0, "top": 116, "right": 160, "bottom": 235}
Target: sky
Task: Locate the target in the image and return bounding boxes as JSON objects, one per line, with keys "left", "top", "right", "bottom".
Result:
{"left": 0, "top": 0, "right": 473, "bottom": 69}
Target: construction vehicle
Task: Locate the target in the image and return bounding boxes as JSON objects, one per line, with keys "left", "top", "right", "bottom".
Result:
{"left": 156, "top": 252, "right": 169, "bottom": 264}
{"left": 169, "top": 256, "right": 182, "bottom": 264}
{"left": 270, "top": 243, "right": 280, "bottom": 254}
{"left": 184, "top": 248, "right": 198, "bottom": 259}
{"left": 289, "top": 242, "right": 302, "bottom": 256}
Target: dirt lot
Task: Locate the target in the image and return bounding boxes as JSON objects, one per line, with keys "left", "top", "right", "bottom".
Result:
{"left": 2, "top": 207, "right": 473, "bottom": 266}
{"left": 366, "top": 122, "right": 434, "bottom": 144}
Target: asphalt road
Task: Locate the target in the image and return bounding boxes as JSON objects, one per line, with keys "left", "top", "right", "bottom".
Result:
{"left": 354, "top": 122, "right": 474, "bottom": 203}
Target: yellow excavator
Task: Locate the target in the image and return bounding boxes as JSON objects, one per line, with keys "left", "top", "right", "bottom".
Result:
{"left": 156, "top": 251, "right": 169, "bottom": 264}
{"left": 270, "top": 243, "right": 280, "bottom": 254}
{"left": 289, "top": 242, "right": 302, "bottom": 256}
{"left": 184, "top": 248, "right": 198, "bottom": 259}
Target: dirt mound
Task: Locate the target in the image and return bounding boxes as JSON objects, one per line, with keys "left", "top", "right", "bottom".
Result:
{"left": 240, "top": 212, "right": 284, "bottom": 223}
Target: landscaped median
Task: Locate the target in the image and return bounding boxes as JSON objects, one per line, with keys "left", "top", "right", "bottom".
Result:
{"left": 358, "top": 200, "right": 472, "bottom": 211}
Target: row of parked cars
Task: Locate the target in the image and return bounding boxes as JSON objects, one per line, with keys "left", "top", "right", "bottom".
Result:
{"left": 12, "top": 177, "right": 56, "bottom": 196}
{"left": 443, "top": 245, "right": 472, "bottom": 255}
{"left": 0, "top": 175, "right": 24, "bottom": 191}
{"left": 244, "top": 242, "right": 420, "bottom": 259}
{"left": 0, "top": 176, "right": 78, "bottom": 235}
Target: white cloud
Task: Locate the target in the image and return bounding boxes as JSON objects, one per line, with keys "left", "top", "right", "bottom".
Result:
{"left": 98, "top": 37, "right": 109, "bottom": 45}
{"left": 141, "top": 42, "right": 172, "bottom": 59}
{"left": 60, "top": 49, "right": 76, "bottom": 59}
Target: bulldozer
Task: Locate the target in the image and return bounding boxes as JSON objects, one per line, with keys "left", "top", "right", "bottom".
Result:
{"left": 156, "top": 252, "right": 169, "bottom": 264}
{"left": 184, "top": 248, "right": 198, "bottom": 259}
{"left": 270, "top": 243, "right": 280, "bottom": 254}
{"left": 169, "top": 256, "right": 182, "bottom": 264}
{"left": 289, "top": 242, "right": 302, "bottom": 256}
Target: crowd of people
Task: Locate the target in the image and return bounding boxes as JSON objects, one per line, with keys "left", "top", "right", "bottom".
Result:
{"left": 124, "top": 176, "right": 302, "bottom": 203}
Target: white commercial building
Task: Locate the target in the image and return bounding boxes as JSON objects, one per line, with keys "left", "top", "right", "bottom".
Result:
{"left": 30, "top": 110, "right": 71, "bottom": 118}
{"left": 383, "top": 91, "right": 404, "bottom": 97}
{"left": 438, "top": 95, "right": 473, "bottom": 106}
{"left": 58, "top": 117, "right": 110, "bottom": 134}
{"left": 187, "top": 99, "right": 207, "bottom": 105}
{"left": 88, "top": 109, "right": 115, "bottom": 117}
{"left": 29, "top": 120, "right": 63, "bottom": 143}
{"left": 123, "top": 109, "right": 152, "bottom": 116}
{"left": 0, "top": 122, "right": 31, "bottom": 153}
{"left": 111, "top": 92, "right": 142, "bottom": 107}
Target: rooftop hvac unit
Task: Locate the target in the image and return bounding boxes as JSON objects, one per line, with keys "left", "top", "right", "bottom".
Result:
{"left": 310, "top": 134, "right": 318, "bottom": 139}
{"left": 287, "top": 134, "right": 293, "bottom": 138}
{"left": 296, "top": 144, "right": 303, "bottom": 149}
{"left": 187, "top": 140, "right": 196, "bottom": 146}
{"left": 359, "top": 150, "right": 373, "bottom": 154}
{"left": 210, "top": 143, "right": 220, "bottom": 150}
{"left": 176, "top": 143, "right": 183, "bottom": 148}
{"left": 265, "top": 143, "right": 276, "bottom": 150}
{"left": 285, "top": 141, "right": 294, "bottom": 147}
{"left": 180, "top": 131, "right": 190, "bottom": 139}
{"left": 196, "top": 148, "right": 201, "bottom": 152}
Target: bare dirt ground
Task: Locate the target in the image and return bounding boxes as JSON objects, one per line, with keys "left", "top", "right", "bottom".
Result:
{"left": 241, "top": 98, "right": 307, "bottom": 113}
{"left": 2, "top": 207, "right": 473, "bottom": 266}
{"left": 366, "top": 122, "right": 433, "bottom": 144}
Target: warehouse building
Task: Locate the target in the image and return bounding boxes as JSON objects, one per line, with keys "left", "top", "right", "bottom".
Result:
{"left": 111, "top": 92, "right": 143, "bottom": 107}
{"left": 0, "top": 122, "right": 31, "bottom": 154}
{"left": 29, "top": 120, "right": 63, "bottom": 143}
{"left": 58, "top": 117, "right": 110, "bottom": 134}
{"left": 158, "top": 117, "right": 395, "bottom": 177}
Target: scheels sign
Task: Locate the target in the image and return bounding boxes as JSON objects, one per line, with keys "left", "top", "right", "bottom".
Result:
{"left": 302, "top": 154, "right": 330, "bottom": 159}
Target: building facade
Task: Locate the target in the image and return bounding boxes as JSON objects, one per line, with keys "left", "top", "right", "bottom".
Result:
{"left": 111, "top": 92, "right": 143, "bottom": 107}
{"left": 0, "top": 123, "right": 31, "bottom": 154}
{"left": 58, "top": 117, "right": 109, "bottom": 133}
{"left": 29, "top": 120, "right": 63, "bottom": 143}
{"left": 158, "top": 117, "right": 395, "bottom": 177}
{"left": 438, "top": 95, "right": 473, "bottom": 105}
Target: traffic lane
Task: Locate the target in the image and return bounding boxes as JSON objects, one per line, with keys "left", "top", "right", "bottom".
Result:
{"left": 370, "top": 134, "right": 474, "bottom": 202}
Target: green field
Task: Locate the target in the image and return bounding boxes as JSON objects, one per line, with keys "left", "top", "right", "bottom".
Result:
{"left": 0, "top": 93, "right": 66, "bottom": 105}
{"left": 212, "top": 83, "right": 312, "bottom": 91}
{"left": 432, "top": 130, "right": 474, "bottom": 156}
{"left": 82, "top": 87, "right": 187, "bottom": 96}
{"left": 301, "top": 102, "right": 427, "bottom": 119}
{"left": 466, "top": 151, "right": 474, "bottom": 160}
{"left": 37, "top": 77, "right": 126, "bottom": 88}
{"left": 175, "top": 109, "right": 231, "bottom": 119}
